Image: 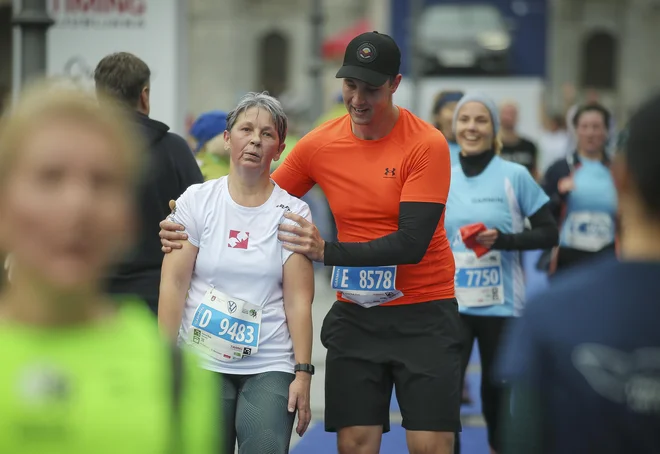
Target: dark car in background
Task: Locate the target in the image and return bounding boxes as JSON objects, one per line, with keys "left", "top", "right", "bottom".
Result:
{"left": 418, "top": 3, "right": 513, "bottom": 75}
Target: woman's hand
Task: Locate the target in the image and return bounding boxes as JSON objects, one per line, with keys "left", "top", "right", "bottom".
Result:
{"left": 288, "top": 374, "right": 312, "bottom": 437}
{"left": 476, "top": 229, "right": 499, "bottom": 248}
{"left": 558, "top": 176, "right": 575, "bottom": 195}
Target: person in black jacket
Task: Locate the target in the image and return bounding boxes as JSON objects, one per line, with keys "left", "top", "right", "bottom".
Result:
{"left": 94, "top": 52, "right": 204, "bottom": 314}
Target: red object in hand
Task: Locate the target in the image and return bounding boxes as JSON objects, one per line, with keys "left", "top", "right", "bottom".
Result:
{"left": 459, "top": 223, "right": 490, "bottom": 258}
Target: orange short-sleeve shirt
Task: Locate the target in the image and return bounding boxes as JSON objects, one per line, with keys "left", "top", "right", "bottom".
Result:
{"left": 272, "top": 107, "right": 455, "bottom": 305}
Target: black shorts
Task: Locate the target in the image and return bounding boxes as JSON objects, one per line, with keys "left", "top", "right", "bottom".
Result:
{"left": 320, "top": 298, "right": 463, "bottom": 433}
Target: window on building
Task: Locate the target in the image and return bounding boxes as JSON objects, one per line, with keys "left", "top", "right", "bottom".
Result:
{"left": 581, "top": 30, "right": 617, "bottom": 90}
{"left": 259, "top": 31, "right": 289, "bottom": 98}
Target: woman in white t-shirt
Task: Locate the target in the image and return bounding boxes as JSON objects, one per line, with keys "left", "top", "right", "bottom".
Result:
{"left": 158, "top": 92, "right": 314, "bottom": 454}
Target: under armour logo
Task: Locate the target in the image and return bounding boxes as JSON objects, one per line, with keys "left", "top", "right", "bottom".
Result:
{"left": 384, "top": 168, "right": 396, "bottom": 177}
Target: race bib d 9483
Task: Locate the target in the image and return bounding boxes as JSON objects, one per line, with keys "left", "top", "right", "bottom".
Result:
{"left": 189, "top": 289, "right": 262, "bottom": 362}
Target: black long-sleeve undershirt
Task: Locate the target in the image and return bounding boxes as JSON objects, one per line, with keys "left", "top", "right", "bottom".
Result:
{"left": 492, "top": 203, "right": 559, "bottom": 251}
{"left": 323, "top": 202, "right": 445, "bottom": 267}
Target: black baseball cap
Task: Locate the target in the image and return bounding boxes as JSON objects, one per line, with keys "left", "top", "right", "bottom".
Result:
{"left": 335, "top": 31, "right": 401, "bottom": 87}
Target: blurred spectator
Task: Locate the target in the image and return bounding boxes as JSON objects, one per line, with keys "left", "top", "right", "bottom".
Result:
{"left": 432, "top": 89, "right": 472, "bottom": 408}
{"left": 94, "top": 52, "right": 204, "bottom": 315}
{"left": 537, "top": 113, "right": 570, "bottom": 176}
{"left": 431, "top": 90, "right": 463, "bottom": 165}
{"left": 565, "top": 87, "right": 618, "bottom": 158}
{"left": 281, "top": 121, "right": 335, "bottom": 257}
{"left": 0, "top": 86, "right": 8, "bottom": 290}
{"left": 499, "top": 101, "right": 539, "bottom": 179}
{"left": 314, "top": 93, "right": 348, "bottom": 126}
{"left": 270, "top": 122, "right": 300, "bottom": 173}
{"left": 189, "top": 110, "right": 231, "bottom": 181}
{"left": 0, "top": 85, "right": 8, "bottom": 112}
{"left": 536, "top": 83, "right": 578, "bottom": 180}
{"left": 0, "top": 79, "right": 220, "bottom": 454}
{"left": 299, "top": 95, "right": 344, "bottom": 246}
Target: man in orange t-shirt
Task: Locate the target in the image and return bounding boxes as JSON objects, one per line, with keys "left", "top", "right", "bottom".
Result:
{"left": 159, "top": 31, "right": 460, "bottom": 454}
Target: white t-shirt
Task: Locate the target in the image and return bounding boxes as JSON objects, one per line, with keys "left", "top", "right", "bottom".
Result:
{"left": 170, "top": 176, "right": 311, "bottom": 375}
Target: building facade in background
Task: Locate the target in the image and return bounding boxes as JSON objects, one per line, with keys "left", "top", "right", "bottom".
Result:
{"left": 187, "top": 0, "right": 386, "bottom": 128}
{"left": 45, "top": 0, "right": 189, "bottom": 134}
{"left": 547, "top": 0, "right": 660, "bottom": 122}
{"left": 1, "top": 0, "right": 660, "bottom": 129}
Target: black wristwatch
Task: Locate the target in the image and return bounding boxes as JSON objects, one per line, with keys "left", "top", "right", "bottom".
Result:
{"left": 294, "top": 363, "right": 315, "bottom": 375}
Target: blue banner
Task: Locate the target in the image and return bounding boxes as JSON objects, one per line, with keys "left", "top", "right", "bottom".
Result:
{"left": 389, "top": 0, "right": 547, "bottom": 76}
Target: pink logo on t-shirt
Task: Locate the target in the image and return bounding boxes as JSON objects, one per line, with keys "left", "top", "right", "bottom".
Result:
{"left": 228, "top": 230, "right": 249, "bottom": 249}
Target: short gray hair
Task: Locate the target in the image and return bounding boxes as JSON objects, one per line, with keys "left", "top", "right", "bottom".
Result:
{"left": 225, "top": 91, "right": 288, "bottom": 145}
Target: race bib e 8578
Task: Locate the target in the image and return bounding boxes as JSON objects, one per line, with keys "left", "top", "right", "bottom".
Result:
{"left": 331, "top": 266, "right": 403, "bottom": 308}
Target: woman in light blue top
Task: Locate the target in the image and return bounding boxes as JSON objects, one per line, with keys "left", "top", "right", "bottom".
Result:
{"left": 444, "top": 91, "right": 558, "bottom": 454}
{"left": 542, "top": 103, "right": 618, "bottom": 274}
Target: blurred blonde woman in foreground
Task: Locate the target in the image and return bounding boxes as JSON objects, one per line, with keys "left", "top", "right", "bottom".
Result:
{"left": 0, "top": 80, "right": 220, "bottom": 454}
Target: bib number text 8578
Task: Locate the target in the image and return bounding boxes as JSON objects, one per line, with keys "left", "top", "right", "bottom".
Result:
{"left": 358, "top": 270, "right": 393, "bottom": 290}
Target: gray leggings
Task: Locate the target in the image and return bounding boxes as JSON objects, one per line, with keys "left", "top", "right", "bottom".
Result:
{"left": 220, "top": 371, "right": 296, "bottom": 454}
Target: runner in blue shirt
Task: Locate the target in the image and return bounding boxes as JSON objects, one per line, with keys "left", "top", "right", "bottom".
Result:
{"left": 444, "top": 92, "right": 558, "bottom": 453}
{"left": 542, "top": 103, "right": 617, "bottom": 275}
{"left": 497, "top": 93, "right": 660, "bottom": 454}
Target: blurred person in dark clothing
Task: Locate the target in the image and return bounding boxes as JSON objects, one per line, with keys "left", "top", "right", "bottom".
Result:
{"left": 94, "top": 52, "right": 203, "bottom": 314}
{"left": 499, "top": 102, "right": 539, "bottom": 179}
{"left": 432, "top": 90, "right": 464, "bottom": 166}
{"left": 0, "top": 86, "right": 8, "bottom": 111}
{"left": 497, "top": 94, "right": 660, "bottom": 454}
{"left": 431, "top": 90, "right": 473, "bottom": 407}
{"left": 0, "top": 85, "right": 8, "bottom": 291}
